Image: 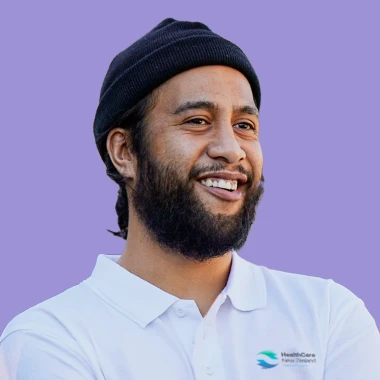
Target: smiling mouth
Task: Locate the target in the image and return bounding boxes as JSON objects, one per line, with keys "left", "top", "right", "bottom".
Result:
{"left": 197, "top": 178, "right": 243, "bottom": 202}
{"left": 200, "top": 178, "right": 238, "bottom": 192}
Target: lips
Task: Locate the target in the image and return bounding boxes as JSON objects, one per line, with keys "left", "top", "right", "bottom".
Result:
{"left": 196, "top": 172, "right": 247, "bottom": 202}
{"left": 198, "top": 182, "right": 243, "bottom": 201}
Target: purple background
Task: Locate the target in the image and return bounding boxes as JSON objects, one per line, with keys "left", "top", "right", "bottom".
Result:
{"left": 1, "top": 1, "right": 379, "bottom": 331}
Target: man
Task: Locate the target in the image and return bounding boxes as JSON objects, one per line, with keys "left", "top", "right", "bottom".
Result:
{"left": 1, "top": 18, "right": 379, "bottom": 379}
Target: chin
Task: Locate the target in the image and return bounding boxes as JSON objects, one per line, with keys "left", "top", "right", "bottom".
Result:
{"left": 204, "top": 196, "right": 244, "bottom": 211}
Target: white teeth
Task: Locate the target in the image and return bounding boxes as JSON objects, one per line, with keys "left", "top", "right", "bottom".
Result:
{"left": 219, "top": 179, "right": 227, "bottom": 188}
{"left": 200, "top": 178, "right": 238, "bottom": 191}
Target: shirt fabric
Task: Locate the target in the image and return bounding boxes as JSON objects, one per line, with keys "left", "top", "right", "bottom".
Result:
{"left": 1, "top": 251, "right": 379, "bottom": 380}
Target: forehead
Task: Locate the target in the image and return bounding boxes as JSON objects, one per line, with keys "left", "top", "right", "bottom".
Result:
{"left": 154, "top": 65, "right": 256, "bottom": 110}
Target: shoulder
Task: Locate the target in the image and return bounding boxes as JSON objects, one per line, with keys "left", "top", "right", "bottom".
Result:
{"left": 252, "top": 261, "right": 362, "bottom": 310}
{"left": 248, "top": 260, "right": 378, "bottom": 342}
{"left": 243, "top": 258, "right": 378, "bottom": 332}
{"left": 0, "top": 281, "right": 98, "bottom": 379}
{"left": 0, "top": 280, "right": 94, "bottom": 344}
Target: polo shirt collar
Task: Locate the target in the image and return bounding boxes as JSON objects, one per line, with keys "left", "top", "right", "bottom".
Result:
{"left": 223, "top": 251, "right": 267, "bottom": 311}
{"left": 88, "top": 254, "right": 178, "bottom": 329}
{"left": 87, "top": 251, "right": 267, "bottom": 328}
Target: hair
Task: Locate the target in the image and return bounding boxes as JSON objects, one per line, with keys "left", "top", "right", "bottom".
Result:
{"left": 95, "top": 91, "right": 157, "bottom": 240}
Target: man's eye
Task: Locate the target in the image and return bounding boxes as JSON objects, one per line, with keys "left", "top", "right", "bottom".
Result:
{"left": 235, "top": 122, "right": 256, "bottom": 131}
{"left": 187, "top": 118, "right": 208, "bottom": 125}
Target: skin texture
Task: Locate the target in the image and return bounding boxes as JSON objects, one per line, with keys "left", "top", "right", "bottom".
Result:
{"left": 107, "top": 65, "right": 263, "bottom": 316}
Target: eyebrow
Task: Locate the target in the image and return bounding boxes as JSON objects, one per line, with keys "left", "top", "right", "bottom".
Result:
{"left": 172, "top": 100, "right": 259, "bottom": 116}
{"left": 172, "top": 101, "right": 218, "bottom": 115}
{"left": 234, "top": 105, "right": 259, "bottom": 117}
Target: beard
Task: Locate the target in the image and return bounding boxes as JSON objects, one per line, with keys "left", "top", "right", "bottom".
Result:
{"left": 131, "top": 150, "right": 264, "bottom": 262}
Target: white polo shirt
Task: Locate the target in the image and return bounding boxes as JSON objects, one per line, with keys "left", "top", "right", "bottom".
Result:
{"left": 1, "top": 251, "right": 379, "bottom": 379}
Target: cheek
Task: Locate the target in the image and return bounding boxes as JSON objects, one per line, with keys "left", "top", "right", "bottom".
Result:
{"left": 151, "top": 132, "right": 204, "bottom": 169}
{"left": 246, "top": 142, "right": 264, "bottom": 173}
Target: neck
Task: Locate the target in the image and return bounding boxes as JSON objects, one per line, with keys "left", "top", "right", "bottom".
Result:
{"left": 117, "top": 215, "right": 232, "bottom": 317}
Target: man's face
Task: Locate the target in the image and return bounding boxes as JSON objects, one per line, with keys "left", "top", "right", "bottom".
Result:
{"left": 131, "top": 65, "right": 264, "bottom": 261}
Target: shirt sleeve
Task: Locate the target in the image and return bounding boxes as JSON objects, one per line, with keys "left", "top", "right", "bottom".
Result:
{"left": 0, "top": 329, "right": 96, "bottom": 380}
{"left": 323, "top": 281, "right": 380, "bottom": 379}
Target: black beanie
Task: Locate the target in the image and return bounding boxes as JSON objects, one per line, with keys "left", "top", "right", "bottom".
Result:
{"left": 94, "top": 18, "right": 261, "bottom": 161}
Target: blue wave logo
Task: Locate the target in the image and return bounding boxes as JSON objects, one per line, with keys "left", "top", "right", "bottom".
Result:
{"left": 257, "top": 351, "right": 279, "bottom": 369}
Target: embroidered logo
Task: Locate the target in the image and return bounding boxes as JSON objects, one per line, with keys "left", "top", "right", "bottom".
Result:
{"left": 257, "top": 351, "right": 279, "bottom": 369}
{"left": 281, "top": 351, "right": 317, "bottom": 366}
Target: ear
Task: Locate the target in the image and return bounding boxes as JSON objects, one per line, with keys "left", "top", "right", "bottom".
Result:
{"left": 106, "top": 128, "right": 136, "bottom": 180}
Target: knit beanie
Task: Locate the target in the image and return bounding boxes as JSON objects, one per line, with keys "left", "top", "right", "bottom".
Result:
{"left": 94, "top": 18, "right": 261, "bottom": 161}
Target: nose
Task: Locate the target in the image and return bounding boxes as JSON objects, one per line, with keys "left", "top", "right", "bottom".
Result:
{"left": 207, "top": 123, "right": 246, "bottom": 164}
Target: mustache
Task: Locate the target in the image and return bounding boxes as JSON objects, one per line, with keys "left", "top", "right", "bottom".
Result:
{"left": 189, "top": 162, "right": 264, "bottom": 185}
